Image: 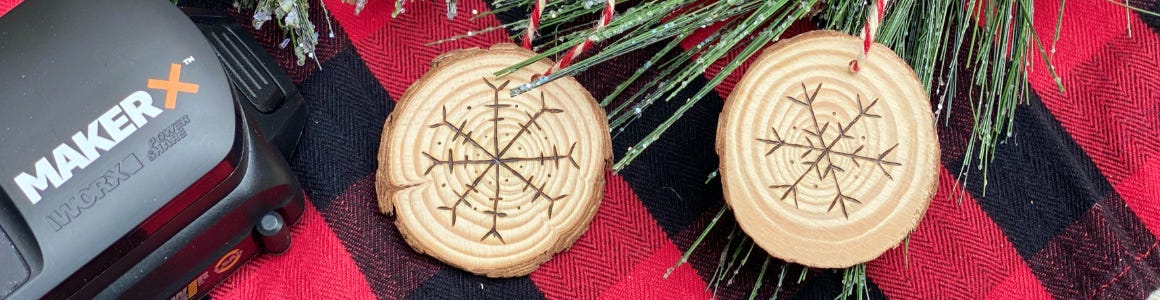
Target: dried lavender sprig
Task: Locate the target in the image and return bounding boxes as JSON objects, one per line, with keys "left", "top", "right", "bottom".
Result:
{"left": 243, "top": 0, "right": 320, "bottom": 66}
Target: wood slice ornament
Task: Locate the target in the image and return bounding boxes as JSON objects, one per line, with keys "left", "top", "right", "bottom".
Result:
{"left": 376, "top": 44, "right": 611, "bottom": 277}
{"left": 716, "top": 31, "right": 939, "bottom": 268}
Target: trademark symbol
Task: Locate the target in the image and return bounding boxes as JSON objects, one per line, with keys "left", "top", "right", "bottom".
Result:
{"left": 182, "top": 56, "right": 195, "bottom": 65}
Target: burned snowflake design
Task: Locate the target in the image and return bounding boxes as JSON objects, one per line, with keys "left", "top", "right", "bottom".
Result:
{"left": 758, "top": 82, "right": 902, "bottom": 219}
{"left": 422, "top": 78, "right": 579, "bottom": 243}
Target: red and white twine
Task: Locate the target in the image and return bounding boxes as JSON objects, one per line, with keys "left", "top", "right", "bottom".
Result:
{"left": 524, "top": 0, "right": 615, "bottom": 76}
{"left": 523, "top": 0, "right": 546, "bottom": 50}
{"left": 548, "top": 0, "right": 615, "bottom": 75}
{"left": 851, "top": 0, "right": 887, "bottom": 73}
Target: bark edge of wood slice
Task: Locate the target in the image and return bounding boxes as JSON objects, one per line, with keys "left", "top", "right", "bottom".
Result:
{"left": 716, "top": 30, "right": 940, "bottom": 268}
{"left": 376, "top": 44, "right": 612, "bottom": 277}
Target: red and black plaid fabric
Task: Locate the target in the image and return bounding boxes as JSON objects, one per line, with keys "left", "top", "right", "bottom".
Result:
{"left": 4, "top": 0, "right": 1158, "bottom": 298}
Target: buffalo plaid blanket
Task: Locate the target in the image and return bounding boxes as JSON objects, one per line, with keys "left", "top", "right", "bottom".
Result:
{"left": 6, "top": 0, "right": 1159, "bottom": 298}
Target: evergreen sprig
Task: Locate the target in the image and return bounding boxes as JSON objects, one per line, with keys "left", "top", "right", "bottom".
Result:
{"left": 492, "top": 0, "right": 1064, "bottom": 196}
{"left": 484, "top": 1, "right": 1066, "bottom": 297}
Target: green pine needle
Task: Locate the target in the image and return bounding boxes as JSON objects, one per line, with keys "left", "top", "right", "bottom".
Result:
{"left": 837, "top": 264, "right": 870, "bottom": 300}
{"left": 771, "top": 264, "right": 788, "bottom": 300}
{"left": 665, "top": 206, "right": 726, "bottom": 279}
{"left": 749, "top": 257, "right": 771, "bottom": 300}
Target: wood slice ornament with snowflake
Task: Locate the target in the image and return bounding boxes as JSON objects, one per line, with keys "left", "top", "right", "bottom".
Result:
{"left": 716, "top": 31, "right": 939, "bottom": 268}
{"left": 376, "top": 44, "right": 611, "bottom": 277}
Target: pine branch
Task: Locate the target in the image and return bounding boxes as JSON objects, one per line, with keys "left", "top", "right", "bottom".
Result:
{"left": 493, "top": 0, "right": 1066, "bottom": 195}
{"left": 486, "top": 2, "right": 1054, "bottom": 298}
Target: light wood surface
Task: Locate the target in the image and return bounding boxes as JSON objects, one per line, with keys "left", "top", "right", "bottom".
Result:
{"left": 716, "top": 31, "right": 939, "bottom": 268}
{"left": 377, "top": 44, "right": 611, "bottom": 277}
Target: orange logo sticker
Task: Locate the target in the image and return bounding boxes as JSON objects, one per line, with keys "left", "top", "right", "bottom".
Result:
{"left": 147, "top": 63, "right": 199, "bottom": 109}
{"left": 214, "top": 249, "right": 243, "bottom": 274}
